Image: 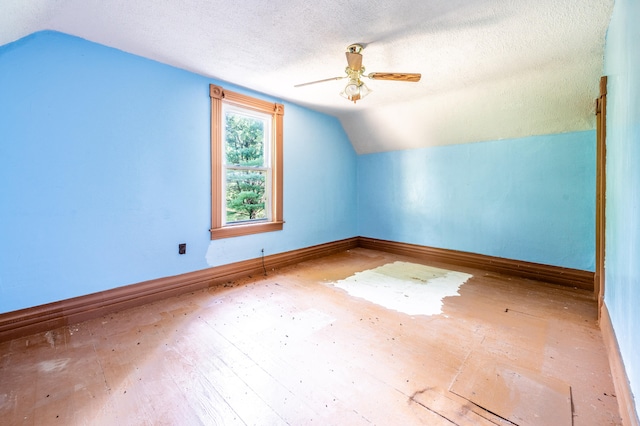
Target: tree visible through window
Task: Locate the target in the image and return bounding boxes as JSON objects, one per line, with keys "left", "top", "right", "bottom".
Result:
{"left": 224, "top": 107, "right": 270, "bottom": 223}
{"left": 209, "top": 84, "right": 284, "bottom": 239}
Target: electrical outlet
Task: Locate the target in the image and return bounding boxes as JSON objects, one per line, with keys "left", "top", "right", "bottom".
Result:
{"left": 179, "top": 243, "right": 186, "bottom": 255}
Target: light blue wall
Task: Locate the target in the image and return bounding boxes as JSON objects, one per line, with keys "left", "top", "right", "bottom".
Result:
{"left": 604, "top": 0, "right": 640, "bottom": 414}
{"left": 358, "top": 132, "right": 596, "bottom": 271}
{"left": 0, "top": 30, "right": 601, "bottom": 319}
{"left": 0, "top": 31, "right": 357, "bottom": 313}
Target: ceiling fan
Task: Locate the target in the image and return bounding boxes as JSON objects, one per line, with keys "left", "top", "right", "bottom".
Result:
{"left": 294, "top": 43, "right": 421, "bottom": 103}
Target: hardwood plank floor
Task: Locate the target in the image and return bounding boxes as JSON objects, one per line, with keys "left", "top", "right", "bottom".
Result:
{"left": 0, "top": 248, "right": 622, "bottom": 425}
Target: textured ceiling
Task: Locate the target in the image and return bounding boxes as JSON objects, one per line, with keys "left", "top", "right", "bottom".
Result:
{"left": 1, "top": 0, "right": 613, "bottom": 154}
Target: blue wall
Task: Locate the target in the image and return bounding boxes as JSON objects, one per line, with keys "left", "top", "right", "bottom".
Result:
{"left": 0, "top": 31, "right": 357, "bottom": 313}
{"left": 0, "top": 30, "right": 599, "bottom": 319}
{"left": 358, "top": 132, "right": 596, "bottom": 271}
{"left": 604, "top": 0, "right": 640, "bottom": 414}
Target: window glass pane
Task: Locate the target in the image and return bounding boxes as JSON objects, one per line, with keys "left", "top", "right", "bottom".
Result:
{"left": 224, "top": 110, "right": 266, "bottom": 167}
{"left": 225, "top": 169, "right": 267, "bottom": 222}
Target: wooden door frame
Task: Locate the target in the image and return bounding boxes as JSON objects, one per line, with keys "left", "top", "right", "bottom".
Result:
{"left": 595, "top": 76, "right": 607, "bottom": 319}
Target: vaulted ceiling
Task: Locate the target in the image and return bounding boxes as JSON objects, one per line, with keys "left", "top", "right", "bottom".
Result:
{"left": 1, "top": 0, "right": 613, "bottom": 154}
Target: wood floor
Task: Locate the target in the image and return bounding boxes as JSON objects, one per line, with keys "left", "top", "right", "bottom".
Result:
{"left": 0, "top": 248, "right": 622, "bottom": 425}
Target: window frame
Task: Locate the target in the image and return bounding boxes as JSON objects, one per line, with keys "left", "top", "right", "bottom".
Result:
{"left": 209, "top": 84, "right": 284, "bottom": 239}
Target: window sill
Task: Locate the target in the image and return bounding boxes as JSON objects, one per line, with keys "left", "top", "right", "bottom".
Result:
{"left": 210, "top": 221, "right": 284, "bottom": 240}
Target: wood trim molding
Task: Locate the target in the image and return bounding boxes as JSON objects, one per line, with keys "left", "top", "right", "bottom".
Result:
{"left": 0, "top": 237, "right": 358, "bottom": 343}
{"left": 357, "top": 237, "right": 594, "bottom": 291}
{"left": 600, "top": 303, "right": 640, "bottom": 426}
{"left": 211, "top": 221, "right": 284, "bottom": 239}
{"left": 210, "top": 84, "right": 223, "bottom": 237}
{"left": 595, "top": 75, "right": 608, "bottom": 316}
{"left": 0, "top": 236, "right": 595, "bottom": 343}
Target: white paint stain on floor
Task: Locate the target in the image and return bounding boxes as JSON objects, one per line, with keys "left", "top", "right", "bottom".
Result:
{"left": 332, "top": 261, "right": 472, "bottom": 316}
{"left": 38, "top": 358, "right": 70, "bottom": 373}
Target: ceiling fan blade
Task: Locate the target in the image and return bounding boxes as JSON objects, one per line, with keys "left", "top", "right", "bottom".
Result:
{"left": 345, "top": 51, "right": 363, "bottom": 71}
{"left": 368, "top": 72, "right": 422, "bottom": 82}
{"left": 294, "top": 76, "right": 345, "bottom": 88}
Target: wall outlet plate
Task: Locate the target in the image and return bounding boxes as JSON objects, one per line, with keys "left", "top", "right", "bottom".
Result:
{"left": 178, "top": 243, "right": 186, "bottom": 255}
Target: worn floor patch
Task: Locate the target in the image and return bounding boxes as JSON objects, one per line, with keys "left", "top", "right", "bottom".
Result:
{"left": 450, "top": 351, "right": 573, "bottom": 426}
{"left": 331, "top": 261, "right": 472, "bottom": 316}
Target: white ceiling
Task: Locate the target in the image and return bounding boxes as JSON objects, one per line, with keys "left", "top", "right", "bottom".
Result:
{"left": 1, "top": 0, "right": 613, "bottom": 154}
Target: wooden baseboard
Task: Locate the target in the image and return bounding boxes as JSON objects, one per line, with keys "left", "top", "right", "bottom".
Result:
{"left": 600, "top": 303, "right": 639, "bottom": 426}
{"left": 0, "top": 236, "right": 593, "bottom": 343}
{"left": 0, "top": 237, "right": 359, "bottom": 343}
{"left": 357, "top": 237, "right": 594, "bottom": 291}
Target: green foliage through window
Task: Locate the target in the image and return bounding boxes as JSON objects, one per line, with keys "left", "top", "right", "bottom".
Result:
{"left": 225, "top": 113, "right": 265, "bottom": 167}
{"left": 224, "top": 109, "right": 269, "bottom": 223}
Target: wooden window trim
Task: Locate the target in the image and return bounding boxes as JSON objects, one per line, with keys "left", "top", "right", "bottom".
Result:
{"left": 209, "top": 84, "right": 284, "bottom": 239}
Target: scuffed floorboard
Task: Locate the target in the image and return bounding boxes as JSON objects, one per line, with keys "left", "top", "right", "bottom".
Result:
{"left": 450, "top": 350, "right": 572, "bottom": 425}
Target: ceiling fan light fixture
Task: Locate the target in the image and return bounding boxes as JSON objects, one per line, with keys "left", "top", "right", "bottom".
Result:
{"left": 344, "top": 79, "right": 360, "bottom": 96}
{"left": 340, "top": 78, "right": 371, "bottom": 103}
{"left": 295, "top": 43, "right": 419, "bottom": 103}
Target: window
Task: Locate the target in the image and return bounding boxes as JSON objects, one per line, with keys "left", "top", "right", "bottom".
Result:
{"left": 209, "top": 84, "right": 284, "bottom": 239}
